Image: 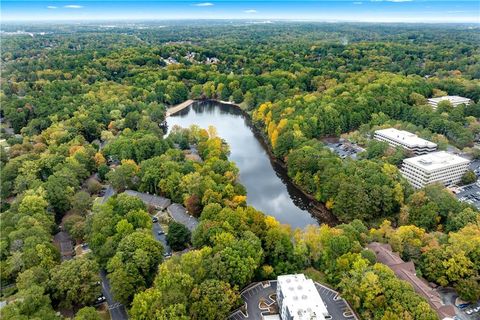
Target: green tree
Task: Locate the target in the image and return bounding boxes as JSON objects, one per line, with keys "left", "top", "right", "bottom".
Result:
{"left": 364, "top": 140, "right": 389, "bottom": 159}
{"left": 166, "top": 221, "right": 191, "bottom": 251}
{"left": 106, "top": 160, "right": 139, "bottom": 192}
{"left": 114, "top": 193, "right": 147, "bottom": 215}
{"left": 107, "top": 231, "right": 163, "bottom": 304}
{"left": 71, "top": 191, "right": 92, "bottom": 215}
{"left": 446, "top": 207, "right": 479, "bottom": 232}
{"left": 455, "top": 277, "right": 480, "bottom": 302}
{"left": 64, "top": 214, "right": 86, "bottom": 241}
{"left": 45, "top": 173, "right": 75, "bottom": 213}
{"left": 461, "top": 170, "right": 477, "bottom": 185}
{"left": 0, "top": 285, "right": 60, "bottom": 320}
{"left": 130, "top": 288, "right": 189, "bottom": 320}
{"left": 98, "top": 164, "right": 110, "bottom": 181}
{"left": 74, "top": 307, "right": 101, "bottom": 320}
{"left": 189, "top": 280, "right": 238, "bottom": 320}
{"left": 232, "top": 89, "right": 243, "bottom": 103}
{"left": 50, "top": 257, "right": 101, "bottom": 309}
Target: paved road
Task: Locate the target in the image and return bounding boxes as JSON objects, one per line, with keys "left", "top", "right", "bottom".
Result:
{"left": 100, "top": 270, "right": 128, "bottom": 320}
{"left": 100, "top": 185, "right": 115, "bottom": 204}
{"left": 152, "top": 220, "right": 171, "bottom": 255}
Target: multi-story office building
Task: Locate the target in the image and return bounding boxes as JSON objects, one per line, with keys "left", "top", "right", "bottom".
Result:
{"left": 374, "top": 128, "right": 437, "bottom": 155}
{"left": 401, "top": 151, "right": 470, "bottom": 189}
{"left": 276, "top": 274, "right": 329, "bottom": 320}
{"left": 427, "top": 95, "right": 472, "bottom": 109}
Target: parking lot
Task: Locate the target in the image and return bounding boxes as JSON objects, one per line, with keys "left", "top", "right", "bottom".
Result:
{"left": 469, "top": 159, "right": 480, "bottom": 173}
{"left": 456, "top": 181, "right": 480, "bottom": 210}
{"left": 229, "top": 280, "right": 357, "bottom": 320}
{"left": 326, "top": 141, "right": 365, "bottom": 160}
{"left": 458, "top": 303, "right": 480, "bottom": 320}
{"left": 437, "top": 284, "right": 480, "bottom": 320}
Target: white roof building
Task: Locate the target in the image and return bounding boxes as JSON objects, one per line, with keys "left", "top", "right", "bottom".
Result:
{"left": 401, "top": 151, "right": 470, "bottom": 189}
{"left": 277, "top": 274, "right": 329, "bottom": 320}
{"left": 427, "top": 96, "right": 472, "bottom": 109}
{"left": 374, "top": 128, "right": 437, "bottom": 155}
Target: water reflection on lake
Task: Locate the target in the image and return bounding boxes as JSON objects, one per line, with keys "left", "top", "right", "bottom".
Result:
{"left": 167, "top": 101, "right": 320, "bottom": 229}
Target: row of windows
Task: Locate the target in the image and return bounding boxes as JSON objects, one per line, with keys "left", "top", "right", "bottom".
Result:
{"left": 403, "top": 164, "right": 468, "bottom": 176}
{"left": 402, "top": 168, "right": 464, "bottom": 181}
{"left": 374, "top": 135, "right": 437, "bottom": 153}
{"left": 402, "top": 167, "right": 464, "bottom": 188}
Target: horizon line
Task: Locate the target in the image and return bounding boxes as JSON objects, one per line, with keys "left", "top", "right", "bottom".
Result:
{"left": 2, "top": 18, "right": 480, "bottom": 24}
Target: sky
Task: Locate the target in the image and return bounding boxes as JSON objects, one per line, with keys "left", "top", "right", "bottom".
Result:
{"left": 1, "top": 1, "right": 480, "bottom": 23}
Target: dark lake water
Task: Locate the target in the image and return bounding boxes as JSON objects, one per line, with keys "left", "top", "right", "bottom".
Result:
{"left": 167, "top": 101, "right": 321, "bottom": 229}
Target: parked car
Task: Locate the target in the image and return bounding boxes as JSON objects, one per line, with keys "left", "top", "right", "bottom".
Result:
{"left": 152, "top": 217, "right": 158, "bottom": 223}
{"left": 94, "top": 296, "right": 106, "bottom": 305}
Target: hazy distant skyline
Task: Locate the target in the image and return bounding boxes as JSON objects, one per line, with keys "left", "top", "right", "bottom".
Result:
{"left": 2, "top": 1, "right": 480, "bottom": 23}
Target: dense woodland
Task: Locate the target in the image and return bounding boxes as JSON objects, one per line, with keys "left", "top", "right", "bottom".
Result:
{"left": 1, "top": 22, "right": 479, "bottom": 319}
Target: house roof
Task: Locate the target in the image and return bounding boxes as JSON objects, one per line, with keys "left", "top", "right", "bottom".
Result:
{"left": 367, "top": 242, "right": 456, "bottom": 320}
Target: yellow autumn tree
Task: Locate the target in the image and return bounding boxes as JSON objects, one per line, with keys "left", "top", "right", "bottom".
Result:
{"left": 94, "top": 152, "right": 106, "bottom": 166}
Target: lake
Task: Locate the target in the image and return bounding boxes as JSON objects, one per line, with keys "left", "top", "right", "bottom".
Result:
{"left": 167, "top": 100, "right": 321, "bottom": 229}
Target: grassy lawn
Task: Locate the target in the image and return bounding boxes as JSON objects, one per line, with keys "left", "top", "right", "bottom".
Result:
{"left": 303, "top": 267, "right": 329, "bottom": 285}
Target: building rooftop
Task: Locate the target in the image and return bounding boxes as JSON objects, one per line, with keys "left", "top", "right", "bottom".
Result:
{"left": 403, "top": 151, "right": 469, "bottom": 172}
{"left": 427, "top": 95, "right": 472, "bottom": 105}
{"left": 263, "top": 315, "right": 281, "bottom": 320}
{"left": 124, "top": 190, "right": 171, "bottom": 210}
{"left": 278, "top": 274, "right": 329, "bottom": 320}
{"left": 375, "top": 128, "right": 437, "bottom": 149}
{"left": 367, "top": 242, "right": 455, "bottom": 320}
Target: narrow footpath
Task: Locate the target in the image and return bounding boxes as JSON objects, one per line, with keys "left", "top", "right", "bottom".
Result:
{"left": 165, "top": 99, "right": 195, "bottom": 117}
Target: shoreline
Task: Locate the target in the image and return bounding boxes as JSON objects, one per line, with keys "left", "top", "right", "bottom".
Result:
{"left": 168, "top": 98, "right": 338, "bottom": 226}
{"left": 165, "top": 99, "right": 196, "bottom": 117}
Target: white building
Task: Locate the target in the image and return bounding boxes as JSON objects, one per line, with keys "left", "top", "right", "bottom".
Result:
{"left": 401, "top": 151, "right": 470, "bottom": 189}
{"left": 427, "top": 96, "right": 472, "bottom": 109}
{"left": 276, "top": 274, "right": 329, "bottom": 320}
{"left": 374, "top": 128, "right": 437, "bottom": 155}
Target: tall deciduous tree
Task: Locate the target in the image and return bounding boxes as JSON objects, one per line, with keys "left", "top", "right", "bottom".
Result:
{"left": 50, "top": 257, "right": 101, "bottom": 309}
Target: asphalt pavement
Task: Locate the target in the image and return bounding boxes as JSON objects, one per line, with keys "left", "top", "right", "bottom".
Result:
{"left": 229, "top": 280, "right": 357, "bottom": 320}
{"left": 100, "top": 185, "right": 115, "bottom": 204}
{"left": 152, "top": 220, "right": 171, "bottom": 255}
{"left": 456, "top": 181, "right": 480, "bottom": 210}
{"left": 469, "top": 159, "right": 480, "bottom": 172}
{"left": 100, "top": 270, "right": 128, "bottom": 320}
